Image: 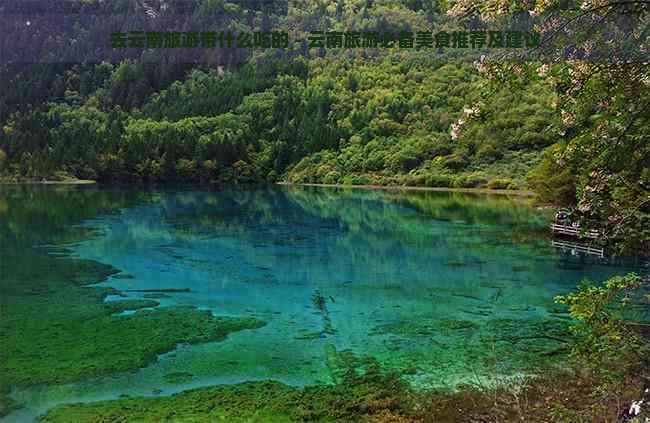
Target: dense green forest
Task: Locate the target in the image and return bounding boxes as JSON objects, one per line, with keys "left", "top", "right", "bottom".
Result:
{"left": 0, "top": 0, "right": 648, "bottom": 253}
{"left": 0, "top": 61, "right": 556, "bottom": 186}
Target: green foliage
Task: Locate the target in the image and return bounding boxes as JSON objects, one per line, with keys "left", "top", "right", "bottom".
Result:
{"left": 526, "top": 144, "right": 576, "bottom": 206}
{"left": 487, "top": 178, "right": 516, "bottom": 190}
{"left": 1, "top": 58, "right": 556, "bottom": 189}
{"left": 555, "top": 274, "right": 647, "bottom": 386}
{"left": 538, "top": 63, "right": 649, "bottom": 254}
{"left": 281, "top": 62, "right": 555, "bottom": 188}
{"left": 549, "top": 403, "right": 591, "bottom": 423}
{"left": 453, "top": 174, "right": 488, "bottom": 188}
{"left": 483, "top": 61, "right": 649, "bottom": 254}
{"left": 425, "top": 174, "right": 454, "bottom": 188}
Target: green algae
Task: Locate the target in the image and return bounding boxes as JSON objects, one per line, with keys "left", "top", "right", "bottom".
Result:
{"left": 112, "top": 273, "right": 135, "bottom": 279}
{"left": 371, "top": 319, "right": 479, "bottom": 338}
{"left": 0, "top": 251, "right": 265, "bottom": 416}
{"left": 142, "top": 293, "right": 172, "bottom": 299}
{"left": 0, "top": 187, "right": 267, "bottom": 417}
{"left": 105, "top": 299, "right": 160, "bottom": 313}
{"left": 324, "top": 345, "right": 383, "bottom": 385}
{"left": 438, "top": 319, "right": 480, "bottom": 332}
{"left": 40, "top": 350, "right": 413, "bottom": 423}
{"left": 125, "top": 288, "right": 192, "bottom": 293}
{"left": 163, "top": 372, "right": 195, "bottom": 383}
{"left": 41, "top": 382, "right": 299, "bottom": 422}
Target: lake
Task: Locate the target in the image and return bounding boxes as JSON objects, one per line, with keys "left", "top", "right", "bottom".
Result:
{"left": 0, "top": 185, "right": 642, "bottom": 421}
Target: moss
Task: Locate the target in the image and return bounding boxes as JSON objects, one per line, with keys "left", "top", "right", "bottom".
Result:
{"left": 0, "top": 250, "right": 265, "bottom": 417}
{"left": 142, "top": 293, "right": 171, "bottom": 299}
{"left": 32, "top": 368, "right": 650, "bottom": 423}
{"left": 40, "top": 382, "right": 299, "bottom": 423}
{"left": 370, "top": 319, "right": 479, "bottom": 338}
{"left": 41, "top": 349, "right": 414, "bottom": 423}
{"left": 164, "top": 372, "right": 195, "bottom": 383}
{"left": 437, "top": 319, "right": 479, "bottom": 332}
{"left": 105, "top": 299, "right": 160, "bottom": 313}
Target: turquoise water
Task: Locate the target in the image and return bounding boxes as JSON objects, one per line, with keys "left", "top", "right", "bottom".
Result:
{"left": 1, "top": 185, "right": 644, "bottom": 421}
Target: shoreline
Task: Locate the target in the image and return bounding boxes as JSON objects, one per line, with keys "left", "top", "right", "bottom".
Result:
{"left": 0, "top": 179, "right": 534, "bottom": 197}
{"left": 278, "top": 181, "right": 535, "bottom": 197}
{"left": 0, "top": 179, "right": 96, "bottom": 185}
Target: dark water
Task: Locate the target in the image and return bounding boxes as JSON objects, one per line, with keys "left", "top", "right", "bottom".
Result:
{"left": 0, "top": 185, "right": 644, "bottom": 421}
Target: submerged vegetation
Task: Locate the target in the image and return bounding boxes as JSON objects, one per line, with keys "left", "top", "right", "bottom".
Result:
{"left": 36, "top": 273, "right": 650, "bottom": 422}
{"left": 0, "top": 187, "right": 266, "bottom": 417}
{"left": 0, "top": 248, "right": 265, "bottom": 417}
{"left": 41, "top": 356, "right": 415, "bottom": 423}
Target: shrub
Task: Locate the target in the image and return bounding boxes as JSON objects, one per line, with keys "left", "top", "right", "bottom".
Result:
{"left": 428, "top": 139, "right": 454, "bottom": 157}
{"left": 201, "top": 160, "right": 218, "bottom": 181}
{"left": 232, "top": 160, "right": 256, "bottom": 183}
{"left": 341, "top": 174, "right": 371, "bottom": 185}
{"left": 425, "top": 174, "right": 454, "bottom": 187}
{"left": 364, "top": 149, "right": 386, "bottom": 172}
{"left": 386, "top": 148, "right": 421, "bottom": 173}
{"left": 476, "top": 144, "right": 504, "bottom": 163}
{"left": 454, "top": 175, "right": 488, "bottom": 188}
{"left": 555, "top": 274, "right": 647, "bottom": 389}
{"left": 315, "top": 164, "right": 336, "bottom": 180}
{"left": 322, "top": 171, "right": 341, "bottom": 185}
{"left": 78, "top": 165, "right": 97, "bottom": 180}
{"left": 176, "top": 159, "right": 197, "bottom": 181}
{"left": 526, "top": 144, "right": 576, "bottom": 205}
{"left": 487, "top": 178, "right": 517, "bottom": 190}
{"left": 52, "top": 170, "right": 74, "bottom": 181}
{"left": 403, "top": 174, "right": 426, "bottom": 186}
{"left": 443, "top": 153, "right": 469, "bottom": 171}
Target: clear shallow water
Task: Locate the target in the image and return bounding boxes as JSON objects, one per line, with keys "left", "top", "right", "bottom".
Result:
{"left": 1, "top": 185, "right": 644, "bottom": 421}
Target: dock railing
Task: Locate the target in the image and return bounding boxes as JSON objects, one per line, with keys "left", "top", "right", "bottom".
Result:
{"left": 550, "top": 223, "right": 600, "bottom": 239}
{"left": 551, "top": 239, "right": 605, "bottom": 258}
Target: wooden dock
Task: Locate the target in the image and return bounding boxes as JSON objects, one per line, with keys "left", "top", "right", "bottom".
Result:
{"left": 550, "top": 223, "right": 600, "bottom": 239}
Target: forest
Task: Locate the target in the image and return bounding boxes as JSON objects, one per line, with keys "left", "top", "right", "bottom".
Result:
{"left": 0, "top": 0, "right": 647, "bottom": 254}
